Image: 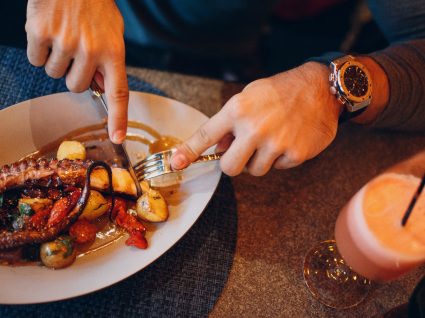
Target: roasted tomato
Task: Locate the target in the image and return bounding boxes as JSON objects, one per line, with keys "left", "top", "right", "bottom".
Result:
{"left": 111, "top": 198, "right": 147, "bottom": 249}
{"left": 47, "top": 189, "right": 82, "bottom": 227}
{"left": 69, "top": 219, "right": 97, "bottom": 244}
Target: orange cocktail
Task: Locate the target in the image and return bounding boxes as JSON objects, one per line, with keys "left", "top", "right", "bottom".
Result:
{"left": 335, "top": 172, "right": 425, "bottom": 282}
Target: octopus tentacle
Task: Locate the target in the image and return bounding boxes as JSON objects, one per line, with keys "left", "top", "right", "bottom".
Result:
{"left": 0, "top": 161, "right": 112, "bottom": 250}
{"left": 0, "top": 158, "right": 92, "bottom": 193}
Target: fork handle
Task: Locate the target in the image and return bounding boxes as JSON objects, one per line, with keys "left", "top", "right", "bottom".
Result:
{"left": 192, "top": 152, "right": 223, "bottom": 164}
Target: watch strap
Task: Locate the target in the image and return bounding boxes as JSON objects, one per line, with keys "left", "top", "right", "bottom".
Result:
{"left": 338, "top": 106, "right": 367, "bottom": 123}
{"left": 306, "top": 51, "right": 346, "bottom": 65}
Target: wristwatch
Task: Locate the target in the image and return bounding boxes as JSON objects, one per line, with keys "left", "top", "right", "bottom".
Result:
{"left": 328, "top": 55, "right": 372, "bottom": 122}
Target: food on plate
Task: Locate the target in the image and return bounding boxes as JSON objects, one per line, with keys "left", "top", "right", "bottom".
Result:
{"left": 40, "top": 236, "right": 77, "bottom": 269}
{"left": 79, "top": 190, "right": 109, "bottom": 221}
{"left": 136, "top": 186, "right": 169, "bottom": 222}
{"left": 56, "top": 140, "right": 87, "bottom": 160}
{"left": 0, "top": 140, "right": 168, "bottom": 269}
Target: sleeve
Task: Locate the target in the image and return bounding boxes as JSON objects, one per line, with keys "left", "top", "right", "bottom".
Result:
{"left": 366, "top": 0, "right": 425, "bottom": 131}
{"left": 369, "top": 40, "right": 425, "bottom": 131}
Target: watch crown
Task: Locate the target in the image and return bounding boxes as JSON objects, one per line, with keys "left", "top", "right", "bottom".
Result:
{"left": 329, "top": 73, "right": 335, "bottom": 81}
{"left": 330, "top": 86, "right": 337, "bottom": 95}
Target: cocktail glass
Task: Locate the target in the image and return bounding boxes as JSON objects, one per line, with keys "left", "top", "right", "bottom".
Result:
{"left": 303, "top": 151, "right": 425, "bottom": 309}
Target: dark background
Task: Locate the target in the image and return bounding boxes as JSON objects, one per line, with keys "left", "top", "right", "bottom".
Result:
{"left": 0, "top": 1, "right": 387, "bottom": 82}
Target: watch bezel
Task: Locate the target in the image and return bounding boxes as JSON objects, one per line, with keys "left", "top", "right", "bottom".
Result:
{"left": 337, "top": 60, "right": 372, "bottom": 104}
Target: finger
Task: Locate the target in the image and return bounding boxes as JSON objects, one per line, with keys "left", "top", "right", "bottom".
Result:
{"left": 274, "top": 152, "right": 303, "bottom": 169}
{"left": 102, "top": 60, "right": 129, "bottom": 144}
{"left": 170, "top": 110, "right": 233, "bottom": 170}
{"left": 44, "top": 45, "right": 73, "bottom": 79}
{"left": 26, "top": 32, "right": 50, "bottom": 67}
{"left": 246, "top": 148, "right": 279, "bottom": 176}
{"left": 219, "top": 136, "right": 256, "bottom": 176}
{"left": 65, "top": 55, "right": 96, "bottom": 92}
{"left": 215, "top": 133, "right": 234, "bottom": 153}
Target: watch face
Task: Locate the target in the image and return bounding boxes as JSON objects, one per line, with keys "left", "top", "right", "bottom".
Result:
{"left": 343, "top": 65, "right": 369, "bottom": 97}
{"left": 337, "top": 60, "right": 372, "bottom": 104}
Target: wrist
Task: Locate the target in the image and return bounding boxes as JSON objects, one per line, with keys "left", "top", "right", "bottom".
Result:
{"left": 304, "top": 61, "right": 344, "bottom": 122}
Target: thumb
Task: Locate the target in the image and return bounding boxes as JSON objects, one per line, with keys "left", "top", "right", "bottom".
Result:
{"left": 171, "top": 110, "right": 231, "bottom": 170}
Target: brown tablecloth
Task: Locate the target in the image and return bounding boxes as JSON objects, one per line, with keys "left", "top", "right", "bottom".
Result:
{"left": 128, "top": 66, "right": 425, "bottom": 318}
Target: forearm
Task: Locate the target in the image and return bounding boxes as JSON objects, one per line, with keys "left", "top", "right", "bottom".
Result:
{"left": 364, "top": 0, "right": 425, "bottom": 131}
{"left": 366, "top": 40, "right": 425, "bottom": 131}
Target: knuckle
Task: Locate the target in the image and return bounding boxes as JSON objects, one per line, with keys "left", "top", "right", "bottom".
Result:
{"left": 27, "top": 50, "right": 44, "bottom": 67}
{"left": 45, "top": 63, "right": 66, "bottom": 79}
{"left": 25, "top": 22, "right": 50, "bottom": 45}
{"left": 285, "top": 150, "right": 302, "bottom": 165}
{"left": 55, "top": 39, "right": 76, "bottom": 56}
{"left": 248, "top": 165, "right": 267, "bottom": 177}
{"left": 227, "top": 93, "right": 246, "bottom": 119}
{"left": 110, "top": 87, "right": 129, "bottom": 103}
{"left": 265, "top": 140, "right": 284, "bottom": 158}
{"left": 66, "top": 76, "right": 86, "bottom": 92}
{"left": 220, "top": 161, "right": 239, "bottom": 177}
{"left": 194, "top": 126, "right": 211, "bottom": 147}
{"left": 178, "top": 143, "right": 198, "bottom": 161}
{"left": 242, "top": 78, "right": 265, "bottom": 92}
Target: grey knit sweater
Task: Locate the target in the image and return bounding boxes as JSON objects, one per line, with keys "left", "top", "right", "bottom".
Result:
{"left": 368, "top": 0, "right": 425, "bottom": 131}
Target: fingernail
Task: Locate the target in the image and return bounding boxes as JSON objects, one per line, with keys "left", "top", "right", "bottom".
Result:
{"left": 112, "top": 130, "right": 126, "bottom": 144}
{"left": 172, "top": 153, "right": 188, "bottom": 170}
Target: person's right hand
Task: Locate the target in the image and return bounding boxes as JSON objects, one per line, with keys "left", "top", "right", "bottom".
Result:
{"left": 171, "top": 62, "right": 343, "bottom": 176}
{"left": 26, "top": 0, "right": 129, "bottom": 144}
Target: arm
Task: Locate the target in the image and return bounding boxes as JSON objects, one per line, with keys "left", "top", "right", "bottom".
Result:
{"left": 26, "top": 0, "right": 129, "bottom": 144}
{"left": 364, "top": 0, "right": 425, "bottom": 131}
{"left": 171, "top": 1, "right": 425, "bottom": 176}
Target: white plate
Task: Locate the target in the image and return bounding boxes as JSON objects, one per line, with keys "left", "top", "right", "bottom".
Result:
{"left": 0, "top": 91, "right": 221, "bottom": 304}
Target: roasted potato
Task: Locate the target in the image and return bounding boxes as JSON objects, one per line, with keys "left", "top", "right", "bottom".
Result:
{"left": 40, "top": 236, "right": 77, "bottom": 269}
{"left": 136, "top": 187, "right": 168, "bottom": 222}
{"left": 57, "top": 140, "right": 86, "bottom": 160}
{"left": 90, "top": 167, "right": 137, "bottom": 197}
{"left": 79, "top": 190, "right": 109, "bottom": 221}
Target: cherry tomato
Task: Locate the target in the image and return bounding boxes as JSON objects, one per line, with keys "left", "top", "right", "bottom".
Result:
{"left": 125, "top": 231, "right": 148, "bottom": 249}
{"left": 69, "top": 219, "right": 97, "bottom": 244}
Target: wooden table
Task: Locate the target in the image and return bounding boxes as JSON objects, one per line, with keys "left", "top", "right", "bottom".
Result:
{"left": 128, "top": 67, "right": 425, "bottom": 318}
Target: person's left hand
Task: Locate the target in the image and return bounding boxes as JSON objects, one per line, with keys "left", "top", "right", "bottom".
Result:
{"left": 170, "top": 62, "right": 342, "bottom": 176}
{"left": 25, "top": 0, "right": 128, "bottom": 144}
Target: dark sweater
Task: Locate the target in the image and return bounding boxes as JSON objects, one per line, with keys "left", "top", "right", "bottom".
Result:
{"left": 116, "top": 0, "right": 425, "bottom": 131}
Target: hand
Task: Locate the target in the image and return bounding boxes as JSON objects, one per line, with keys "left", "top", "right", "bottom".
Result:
{"left": 26, "top": 0, "right": 128, "bottom": 144}
{"left": 171, "top": 62, "right": 342, "bottom": 176}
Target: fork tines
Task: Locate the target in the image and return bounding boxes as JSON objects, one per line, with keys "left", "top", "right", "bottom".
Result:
{"left": 134, "top": 150, "right": 175, "bottom": 180}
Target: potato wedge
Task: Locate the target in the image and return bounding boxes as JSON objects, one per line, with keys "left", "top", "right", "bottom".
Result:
{"left": 79, "top": 190, "right": 109, "bottom": 221}
{"left": 136, "top": 188, "right": 168, "bottom": 222}
{"left": 90, "top": 167, "right": 137, "bottom": 197}
{"left": 57, "top": 140, "right": 86, "bottom": 160}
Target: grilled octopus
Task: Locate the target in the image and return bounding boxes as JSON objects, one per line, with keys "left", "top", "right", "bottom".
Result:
{"left": 0, "top": 159, "right": 114, "bottom": 250}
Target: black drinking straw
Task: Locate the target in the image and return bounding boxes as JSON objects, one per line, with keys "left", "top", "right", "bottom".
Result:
{"left": 401, "top": 173, "right": 425, "bottom": 226}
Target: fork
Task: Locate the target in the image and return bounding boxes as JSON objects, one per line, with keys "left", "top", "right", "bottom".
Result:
{"left": 134, "top": 149, "right": 223, "bottom": 180}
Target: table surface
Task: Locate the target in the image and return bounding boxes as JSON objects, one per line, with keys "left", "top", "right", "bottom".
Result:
{"left": 134, "top": 67, "right": 425, "bottom": 317}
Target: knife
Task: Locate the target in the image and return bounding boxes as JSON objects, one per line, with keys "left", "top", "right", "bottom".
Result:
{"left": 89, "top": 81, "right": 142, "bottom": 197}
